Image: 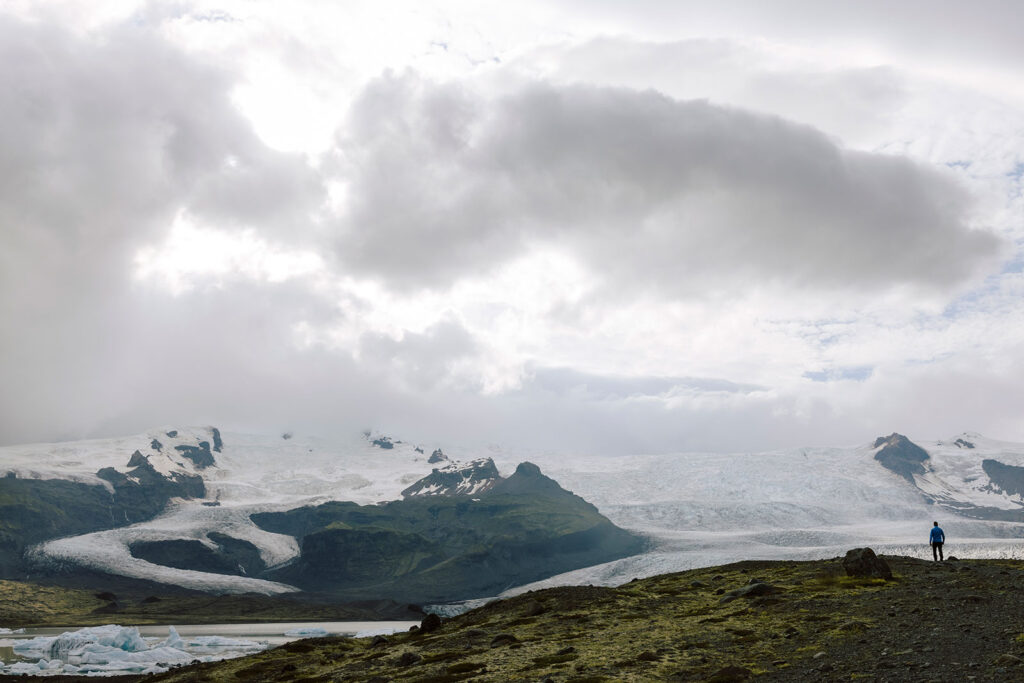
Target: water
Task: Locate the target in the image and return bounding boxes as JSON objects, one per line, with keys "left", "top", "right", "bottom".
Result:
{"left": 0, "top": 621, "right": 418, "bottom": 671}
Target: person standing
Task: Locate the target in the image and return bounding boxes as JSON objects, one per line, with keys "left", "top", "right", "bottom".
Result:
{"left": 930, "top": 521, "right": 945, "bottom": 561}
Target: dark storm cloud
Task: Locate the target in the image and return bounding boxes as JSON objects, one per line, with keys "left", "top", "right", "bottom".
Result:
{"left": 333, "top": 74, "right": 999, "bottom": 294}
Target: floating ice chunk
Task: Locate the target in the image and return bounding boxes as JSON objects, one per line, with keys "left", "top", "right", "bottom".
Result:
{"left": 181, "top": 635, "right": 265, "bottom": 655}
{"left": 157, "top": 624, "right": 184, "bottom": 649}
{"left": 6, "top": 623, "right": 267, "bottom": 675}
{"left": 6, "top": 661, "right": 44, "bottom": 675}
{"left": 0, "top": 627, "right": 24, "bottom": 635}
{"left": 354, "top": 626, "right": 404, "bottom": 638}
{"left": 284, "top": 627, "right": 328, "bottom": 637}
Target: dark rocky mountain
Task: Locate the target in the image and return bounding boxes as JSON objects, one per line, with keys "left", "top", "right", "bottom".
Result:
{"left": 250, "top": 461, "right": 646, "bottom": 603}
{"left": 981, "top": 458, "right": 1024, "bottom": 497}
{"left": 873, "top": 432, "right": 1024, "bottom": 523}
{"left": 872, "top": 432, "right": 929, "bottom": 482}
{"left": 0, "top": 432, "right": 211, "bottom": 579}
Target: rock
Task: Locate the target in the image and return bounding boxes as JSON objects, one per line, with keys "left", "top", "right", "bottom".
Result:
{"left": 420, "top": 613, "right": 442, "bottom": 633}
{"left": 813, "top": 651, "right": 827, "bottom": 659}
{"left": 490, "top": 633, "right": 518, "bottom": 647}
{"left": 719, "top": 582, "right": 781, "bottom": 603}
{"left": 873, "top": 433, "right": 929, "bottom": 482}
{"left": 731, "top": 629, "right": 757, "bottom": 639}
{"left": 637, "top": 650, "right": 659, "bottom": 661}
{"left": 523, "top": 599, "right": 546, "bottom": 616}
{"left": 993, "top": 654, "right": 1023, "bottom": 666}
{"left": 371, "top": 635, "right": 388, "bottom": 648}
{"left": 690, "top": 580, "right": 709, "bottom": 588}
{"left": 555, "top": 646, "right": 575, "bottom": 656}
{"left": 398, "top": 651, "right": 422, "bottom": 666}
{"left": 842, "top": 547, "right": 892, "bottom": 580}
{"left": 706, "top": 665, "right": 752, "bottom": 682}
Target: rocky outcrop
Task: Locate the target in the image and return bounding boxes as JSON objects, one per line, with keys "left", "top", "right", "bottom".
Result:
{"left": 253, "top": 462, "right": 646, "bottom": 603}
{"left": 401, "top": 458, "right": 501, "bottom": 497}
{"left": 174, "top": 441, "right": 215, "bottom": 469}
{"left": 981, "top": 459, "right": 1024, "bottom": 497}
{"left": 842, "top": 547, "right": 892, "bottom": 580}
{"left": 129, "top": 534, "right": 265, "bottom": 576}
{"left": 873, "top": 433, "right": 929, "bottom": 482}
{"left": 428, "top": 448, "right": 448, "bottom": 464}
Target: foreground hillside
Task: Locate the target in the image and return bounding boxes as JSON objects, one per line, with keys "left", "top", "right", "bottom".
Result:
{"left": 0, "top": 580, "right": 422, "bottom": 628}
{"left": 105, "top": 554, "right": 1024, "bottom": 683}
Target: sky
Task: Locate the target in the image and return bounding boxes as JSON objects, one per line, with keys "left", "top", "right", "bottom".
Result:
{"left": 1, "top": 0, "right": 1022, "bottom": 454}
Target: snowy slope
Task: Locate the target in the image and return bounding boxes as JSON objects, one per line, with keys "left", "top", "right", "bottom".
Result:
{"left": 479, "top": 433, "right": 1024, "bottom": 595}
{"left": 3, "top": 428, "right": 455, "bottom": 594}
{"left": 5, "top": 428, "right": 1024, "bottom": 597}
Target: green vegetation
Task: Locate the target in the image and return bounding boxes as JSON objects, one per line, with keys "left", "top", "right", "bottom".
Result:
{"left": 252, "top": 464, "right": 645, "bottom": 603}
{"left": 0, "top": 579, "right": 422, "bottom": 628}
{"left": 137, "top": 555, "right": 1024, "bottom": 682}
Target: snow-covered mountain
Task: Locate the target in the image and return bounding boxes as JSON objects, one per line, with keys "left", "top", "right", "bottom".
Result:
{"left": 495, "top": 431, "right": 1024, "bottom": 598}
{"left": 0, "top": 427, "right": 642, "bottom": 599}
{"left": 3, "top": 427, "right": 1024, "bottom": 601}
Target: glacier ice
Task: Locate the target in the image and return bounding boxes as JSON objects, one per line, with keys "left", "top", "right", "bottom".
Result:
{"left": 284, "top": 627, "right": 328, "bottom": 637}
{"left": 4, "top": 624, "right": 266, "bottom": 676}
{"left": 10, "top": 428, "right": 1024, "bottom": 598}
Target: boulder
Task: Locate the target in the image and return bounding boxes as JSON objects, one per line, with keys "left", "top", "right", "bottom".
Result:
{"left": 419, "top": 613, "right": 442, "bottom": 633}
{"left": 842, "top": 547, "right": 892, "bottom": 580}
{"left": 719, "top": 582, "right": 781, "bottom": 604}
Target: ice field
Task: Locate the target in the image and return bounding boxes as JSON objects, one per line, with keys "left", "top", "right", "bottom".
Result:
{"left": 4, "top": 428, "right": 1024, "bottom": 598}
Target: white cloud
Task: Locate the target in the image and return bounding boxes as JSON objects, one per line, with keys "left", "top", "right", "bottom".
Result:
{"left": 2, "top": 2, "right": 1024, "bottom": 453}
{"left": 330, "top": 73, "right": 999, "bottom": 296}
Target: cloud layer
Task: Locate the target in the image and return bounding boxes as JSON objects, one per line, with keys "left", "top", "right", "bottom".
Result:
{"left": 0, "top": 2, "right": 1022, "bottom": 454}
{"left": 334, "top": 75, "right": 998, "bottom": 295}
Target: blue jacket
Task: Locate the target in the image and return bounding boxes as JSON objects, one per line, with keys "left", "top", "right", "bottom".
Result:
{"left": 930, "top": 526, "right": 945, "bottom": 543}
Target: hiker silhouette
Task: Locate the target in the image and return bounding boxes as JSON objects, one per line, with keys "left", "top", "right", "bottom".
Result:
{"left": 929, "top": 521, "right": 945, "bottom": 561}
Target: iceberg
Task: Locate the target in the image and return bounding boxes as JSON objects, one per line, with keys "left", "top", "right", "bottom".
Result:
{"left": 3, "top": 624, "right": 267, "bottom": 676}
{"left": 284, "top": 627, "right": 328, "bottom": 637}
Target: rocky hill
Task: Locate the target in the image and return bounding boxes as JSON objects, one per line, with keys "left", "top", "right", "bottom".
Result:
{"left": 71, "top": 552, "right": 1023, "bottom": 683}
{"left": 0, "top": 429, "right": 645, "bottom": 605}
{"left": 251, "top": 462, "right": 646, "bottom": 603}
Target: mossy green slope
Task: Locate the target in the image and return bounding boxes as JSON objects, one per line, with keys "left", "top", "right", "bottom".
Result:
{"left": 142, "top": 555, "right": 1024, "bottom": 682}
{"left": 0, "top": 579, "right": 422, "bottom": 628}
{"left": 253, "top": 463, "right": 646, "bottom": 603}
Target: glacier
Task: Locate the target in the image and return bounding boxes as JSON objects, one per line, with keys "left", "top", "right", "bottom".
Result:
{"left": 5, "top": 427, "right": 1024, "bottom": 598}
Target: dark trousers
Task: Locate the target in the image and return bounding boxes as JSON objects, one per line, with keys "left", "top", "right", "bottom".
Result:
{"left": 932, "top": 541, "right": 943, "bottom": 561}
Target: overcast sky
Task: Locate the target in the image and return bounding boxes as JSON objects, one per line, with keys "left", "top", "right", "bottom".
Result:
{"left": 1, "top": 1, "right": 1022, "bottom": 454}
